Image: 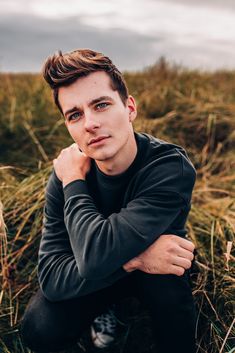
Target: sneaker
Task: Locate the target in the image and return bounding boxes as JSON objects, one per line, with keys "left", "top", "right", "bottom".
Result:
{"left": 91, "top": 305, "right": 121, "bottom": 349}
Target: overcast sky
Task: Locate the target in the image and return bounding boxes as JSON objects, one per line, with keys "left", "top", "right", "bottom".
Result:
{"left": 1, "top": 0, "right": 235, "bottom": 72}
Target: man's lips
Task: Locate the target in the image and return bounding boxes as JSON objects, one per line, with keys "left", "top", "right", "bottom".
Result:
{"left": 88, "top": 136, "right": 110, "bottom": 145}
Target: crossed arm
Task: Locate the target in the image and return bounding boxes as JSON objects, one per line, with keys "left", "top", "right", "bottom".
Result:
{"left": 55, "top": 145, "right": 195, "bottom": 276}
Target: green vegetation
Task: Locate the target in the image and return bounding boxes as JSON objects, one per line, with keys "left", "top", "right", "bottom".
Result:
{"left": 0, "top": 60, "right": 234, "bottom": 352}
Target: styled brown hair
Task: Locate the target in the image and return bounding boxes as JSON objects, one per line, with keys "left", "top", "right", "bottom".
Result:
{"left": 42, "top": 48, "right": 129, "bottom": 114}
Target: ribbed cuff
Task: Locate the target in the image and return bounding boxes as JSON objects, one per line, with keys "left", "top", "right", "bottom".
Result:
{"left": 63, "top": 179, "right": 89, "bottom": 202}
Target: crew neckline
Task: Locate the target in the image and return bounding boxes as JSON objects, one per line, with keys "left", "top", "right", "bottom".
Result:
{"left": 93, "top": 132, "right": 148, "bottom": 187}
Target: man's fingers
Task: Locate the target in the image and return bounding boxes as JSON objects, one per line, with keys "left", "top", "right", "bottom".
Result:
{"left": 123, "top": 257, "right": 140, "bottom": 272}
{"left": 170, "top": 265, "right": 185, "bottom": 276}
{"left": 178, "top": 237, "right": 195, "bottom": 252}
{"left": 176, "top": 247, "right": 194, "bottom": 261}
{"left": 71, "top": 143, "right": 79, "bottom": 150}
{"left": 162, "top": 234, "right": 195, "bottom": 253}
{"left": 71, "top": 143, "right": 87, "bottom": 155}
{"left": 173, "top": 256, "right": 192, "bottom": 270}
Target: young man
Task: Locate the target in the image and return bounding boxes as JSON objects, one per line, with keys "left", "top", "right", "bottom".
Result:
{"left": 20, "top": 49, "right": 197, "bottom": 353}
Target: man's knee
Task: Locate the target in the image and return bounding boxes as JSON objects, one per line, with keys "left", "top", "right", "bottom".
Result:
{"left": 20, "top": 304, "right": 50, "bottom": 351}
{"left": 20, "top": 289, "right": 76, "bottom": 352}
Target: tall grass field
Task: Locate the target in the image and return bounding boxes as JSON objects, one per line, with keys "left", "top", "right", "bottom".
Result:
{"left": 0, "top": 60, "right": 234, "bottom": 352}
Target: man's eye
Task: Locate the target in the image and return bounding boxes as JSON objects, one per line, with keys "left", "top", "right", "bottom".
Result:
{"left": 96, "top": 102, "right": 109, "bottom": 110}
{"left": 68, "top": 112, "right": 81, "bottom": 121}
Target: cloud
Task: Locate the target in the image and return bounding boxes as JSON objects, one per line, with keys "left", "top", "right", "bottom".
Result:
{"left": 160, "top": 0, "right": 235, "bottom": 12}
{"left": 0, "top": 14, "right": 159, "bottom": 72}
{"left": 1, "top": 0, "right": 235, "bottom": 72}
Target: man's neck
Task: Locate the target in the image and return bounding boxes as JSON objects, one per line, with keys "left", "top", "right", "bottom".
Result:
{"left": 95, "top": 133, "right": 137, "bottom": 176}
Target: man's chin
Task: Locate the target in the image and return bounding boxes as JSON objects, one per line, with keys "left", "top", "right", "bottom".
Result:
{"left": 90, "top": 151, "right": 115, "bottom": 162}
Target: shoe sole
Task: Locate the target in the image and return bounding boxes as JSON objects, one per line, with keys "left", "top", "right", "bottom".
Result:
{"left": 91, "top": 325, "right": 116, "bottom": 349}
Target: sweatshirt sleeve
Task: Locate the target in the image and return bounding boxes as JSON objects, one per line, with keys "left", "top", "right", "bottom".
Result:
{"left": 63, "top": 151, "right": 196, "bottom": 281}
{"left": 37, "top": 171, "right": 129, "bottom": 302}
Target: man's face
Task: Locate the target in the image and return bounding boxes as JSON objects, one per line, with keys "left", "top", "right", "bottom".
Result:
{"left": 58, "top": 71, "right": 137, "bottom": 162}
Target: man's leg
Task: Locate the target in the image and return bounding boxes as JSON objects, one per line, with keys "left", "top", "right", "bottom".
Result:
{"left": 20, "top": 277, "right": 134, "bottom": 352}
{"left": 134, "top": 270, "right": 197, "bottom": 353}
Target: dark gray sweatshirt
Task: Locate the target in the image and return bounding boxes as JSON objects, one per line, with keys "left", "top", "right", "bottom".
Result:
{"left": 38, "top": 132, "right": 196, "bottom": 302}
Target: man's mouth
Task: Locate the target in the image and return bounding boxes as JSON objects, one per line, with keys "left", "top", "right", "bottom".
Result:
{"left": 88, "top": 136, "right": 110, "bottom": 145}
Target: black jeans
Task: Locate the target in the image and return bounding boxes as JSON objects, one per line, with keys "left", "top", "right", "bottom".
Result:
{"left": 20, "top": 271, "right": 196, "bottom": 353}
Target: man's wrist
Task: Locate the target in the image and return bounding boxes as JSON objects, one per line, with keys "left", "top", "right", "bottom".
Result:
{"left": 62, "top": 175, "right": 86, "bottom": 187}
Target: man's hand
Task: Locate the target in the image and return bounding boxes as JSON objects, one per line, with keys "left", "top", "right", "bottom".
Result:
{"left": 123, "top": 234, "right": 195, "bottom": 276}
{"left": 53, "top": 143, "right": 91, "bottom": 187}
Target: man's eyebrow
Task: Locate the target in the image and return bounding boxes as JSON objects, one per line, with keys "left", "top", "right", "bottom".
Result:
{"left": 64, "top": 106, "right": 81, "bottom": 118}
{"left": 64, "top": 96, "right": 114, "bottom": 118}
{"left": 88, "top": 96, "right": 114, "bottom": 107}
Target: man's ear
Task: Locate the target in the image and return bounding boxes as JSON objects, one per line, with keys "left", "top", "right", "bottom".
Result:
{"left": 127, "top": 95, "right": 137, "bottom": 122}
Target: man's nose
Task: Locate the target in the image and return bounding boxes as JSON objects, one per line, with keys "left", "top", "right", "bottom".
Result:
{"left": 84, "top": 112, "right": 101, "bottom": 132}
